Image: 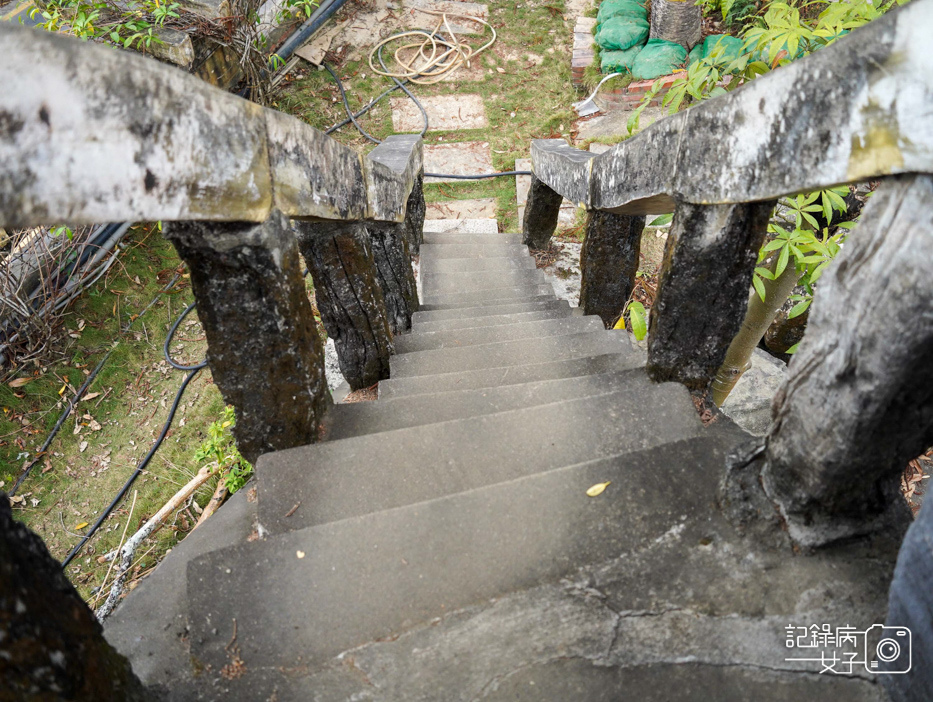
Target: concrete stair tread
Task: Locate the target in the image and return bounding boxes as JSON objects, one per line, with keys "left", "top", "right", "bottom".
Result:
{"left": 420, "top": 243, "right": 529, "bottom": 259}
{"left": 187, "top": 435, "right": 730, "bottom": 679}
{"left": 394, "top": 315, "right": 605, "bottom": 354}
{"left": 422, "top": 285, "right": 555, "bottom": 308}
{"left": 390, "top": 329, "right": 627, "bottom": 378}
{"left": 422, "top": 232, "right": 522, "bottom": 246}
{"left": 257, "top": 375, "right": 702, "bottom": 533}
{"left": 329, "top": 368, "right": 649, "bottom": 440}
{"left": 420, "top": 255, "right": 537, "bottom": 273}
{"left": 422, "top": 268, "right": 547, "bottom": 295}
{"left": 412, "top": 305, "right": 573, "bottom": 333}
{"left": 379, "top": 349, "right": 643, "bottom": 399}
{"left": 412, "top": 298, "right": 571, "bottom": 322}
{"left": 422, "top": 217, "right": 499, "bottom": 234}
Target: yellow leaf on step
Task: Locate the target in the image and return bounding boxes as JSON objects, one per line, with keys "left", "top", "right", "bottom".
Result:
{"left": 586, "top": 481, "right": 611, "bottom": 497}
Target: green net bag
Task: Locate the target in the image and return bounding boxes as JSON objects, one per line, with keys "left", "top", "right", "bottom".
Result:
{"left": 595, "top": 16, "right": 650, "bottom": 52}
{"left": 631, "top": 38, "right": 687, "bottom": 79}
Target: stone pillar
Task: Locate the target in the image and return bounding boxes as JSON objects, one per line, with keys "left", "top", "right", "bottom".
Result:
{"left": 294, "top": 220, "right": 394, "bottom": 391}
{"left": 579, "top": 210, "right": 646, "bottom": 327}
{"left": 165, "top": 211, "right": 332, "bottom": 464}
{"left": 404, "top": 172, "right": 426, "bottom": 255}
{"left": 760, "top": 175, "right": 933, "bottom": 547}
{"left": 365, "top": 221, "right": 419, "bottom": 335}
{"left": 0, "top": 496, "right": 150, "bottom": 700}
{"left": 521, "top": 174, "right": 563, "bottom": 250}
{"left": 647, "top": 199, "right": 774, "bottom": 392}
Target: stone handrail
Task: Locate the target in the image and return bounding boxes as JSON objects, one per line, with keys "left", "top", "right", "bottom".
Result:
{"left": 0, "top": 22, "right": 425, "bottom": 466}
{"left": 528, "top": 0, "right": 932, "bottom": 216}
{"left": 521, "top": 0, "right": 933, "bottom": 548}
{"left": 0, "top": 23, "right": 422, "bottom": 228}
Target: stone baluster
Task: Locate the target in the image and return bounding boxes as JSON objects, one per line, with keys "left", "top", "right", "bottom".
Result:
{"left": 646, "top": 200, "right": 774, "bottom": 392}
{"left": 164, "top": 211, "right": 332, "bottom": 464}
{"left": 756, "top": 175, "right": 933, "bottom": 547}
{"left": 579, "top": 210, "right": 647, "bottom": 327}
{"left": 521, "top": 175, "right": 563, "bottom": 250}
{"left": 294, "top": 220, "right": 394, "bottom": 390}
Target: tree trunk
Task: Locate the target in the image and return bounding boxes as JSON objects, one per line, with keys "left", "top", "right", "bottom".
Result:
{"left": 649, "top": 0, "right": 702, "bottom": 50}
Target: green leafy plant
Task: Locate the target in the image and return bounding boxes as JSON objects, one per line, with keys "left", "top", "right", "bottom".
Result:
{"left": 28, "top": 0, "right": 181, "bottom": 50}
{"left": 193, "top": 406, "right": 252, "bottom": 494}
{"left": 615, "top": 299, "right": 648, "bottom": 341}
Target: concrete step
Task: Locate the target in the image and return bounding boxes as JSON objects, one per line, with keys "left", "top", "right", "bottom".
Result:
{"left": 422, "top": 269, "right": 548, "bottom": 295}
{"left": 422, "top": 284, "right": 554, "bottom": 308}
{"left": 395, "top": 315, "right": 605, "bottom": 354}
{"left": 328, "top": 368, "right": 646, "bottom": 440}
{"left": 422, "top": 232, "right": 522, "bottom": 246}
{"left": 188, "top": 435, "right": 725, "bottom": 679}
{"left": 258, "top": 374, "right": 702, "bottom": 533}
{"left": 379, "top": 349, "right": 642, "bottom": 399}
{"left": 103, "top": 486, "right": 257, "bottom": 689}
{"left": 420, "top": 255, "right": 537, "bottom": 274}
{"left": 420, "top": 243, "right": 529, "bottom": 259}
{"left": 421, "top": 218, "right": 499, "bottom": 234}
{"left": 413, "top": 304, "right": 573, "bottom": 333}
{"left": 390, "top": 329, "right": 623, "bottom": 378}
{"left": 412, "top": 298, "right": 570, "bottom": 323}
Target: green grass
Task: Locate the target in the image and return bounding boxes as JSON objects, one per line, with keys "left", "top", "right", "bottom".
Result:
{"left": 277, "top": 0, "right": 582, "bottom": 232}
{"left": 1, "top": 226, "right": 229, "bottom": 599}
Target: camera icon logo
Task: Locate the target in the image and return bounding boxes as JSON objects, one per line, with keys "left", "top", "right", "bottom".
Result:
{"left": 864, "top": 625, "right": 911, "bottom": 674}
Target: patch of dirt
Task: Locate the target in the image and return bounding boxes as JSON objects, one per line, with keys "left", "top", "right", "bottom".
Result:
{"left": 344, "top": 384, "right": 379, "bottom": 403}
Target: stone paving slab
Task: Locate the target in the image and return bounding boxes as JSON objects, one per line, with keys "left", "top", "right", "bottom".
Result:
{"left": 425, "top": 197, "right": 497, "bottom": 220}
{"left": 391, "top": 94, "right": 488, "bottom": 132}
{"left": 401, "top": 0, "right": 489, "bottom": 35}
{"left": 424, "top": 141, "right": 494, "bottom": 182}
{"left": 422, "top": 217, "right": 500, "bottom": 234}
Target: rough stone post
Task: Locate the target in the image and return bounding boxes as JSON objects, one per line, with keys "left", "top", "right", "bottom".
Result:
{"left": 579, "top": 210, "right": 646, "bottom": 327}
{"left": 364, "top": 221, "right": 419, "bottom": 335}
{"left": 404, "top": 172, "right": 426, "bottom": 255}
{"left": 294, "top": 220, "right": 394, "bottom": 390}
{"left": 165, "top": 211, "right": 332, "bottom": 464}
{"left": 521, "top": 174, "right": 563, "bottom": 250}
{"left": 647, "top": 199, "right": 774, "bottom": 392}
{"left": 759, "top": 175, "right": 933, "bottom": 546}
{"left": 0, "top": 496, "right": 150, "bottom": 700}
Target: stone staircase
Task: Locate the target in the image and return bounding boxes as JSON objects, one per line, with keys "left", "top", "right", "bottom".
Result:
{"left": 104, "top": 224, "right": 894, "bottom": 701}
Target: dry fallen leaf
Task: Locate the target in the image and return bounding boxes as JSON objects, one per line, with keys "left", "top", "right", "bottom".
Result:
{"left": 8, "top": 377, "right": 32, "bottom": 388}
{"left": 75, "top": 521, "right": 89, "bottom": 530}
{"left": 296, "top": 550, "right": 306, "bottom": 559}
{"left": 586, "top": 481, "right": 611, "bottom": 497}
{"left": 83, "top": 392, "right": 101, "bottom": 401}
{"left": 89, "top": 420, "right": 102, "bottom": 431}
{"left": 79, "top": 441, "right": 88, "bottom": 453}
{"left": 496, "top": 66, "right": 505, "bottom": 73}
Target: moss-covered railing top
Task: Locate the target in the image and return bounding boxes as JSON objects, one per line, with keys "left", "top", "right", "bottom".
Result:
{"left": 530, "top": 0, "right": 932, "bottom": 215}
{"left": 0, "top": 23, "right": 422, "bottom": 229}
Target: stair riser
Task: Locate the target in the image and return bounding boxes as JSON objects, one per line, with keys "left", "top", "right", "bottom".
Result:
{"left": 189, "top": 438, "right": 726, "bottom": 675}
{"left": 390, "top": 330, "right": 620, "bottom": 378}
{"left": 421, "top": 257, "right": 537, "bottom": 273}
{"left": 422, "top": 269, "right": 547, "bottom": 295}
{"left": 379, "top": 350, "right": 641, "bottom": 399}
{"left": 422, "top": 285, "right": 554, "bottom": 307}
{"left": 412, "top": 298, "right": 569, "bottom": 322}
{"left": 420, "top": 244, "right": 528, "bottom": 259}
{"left": 412, "top": 306, "right": 572, "bottom": 334}
{"left": 422, "top": 233, "right": 522, "bottom": 246}
{"left": 329, "top": 368, "right": 648, "bottom": 439}
{"left": 394, "top": 316, "right": 605, "bottom": 354}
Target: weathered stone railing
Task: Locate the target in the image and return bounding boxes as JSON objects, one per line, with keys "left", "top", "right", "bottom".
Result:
{"left": 0, "top": 23, "right": 424, "bottom": 463}
{"left": 525, "top": 0, "right": 933, "bottom": 547}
